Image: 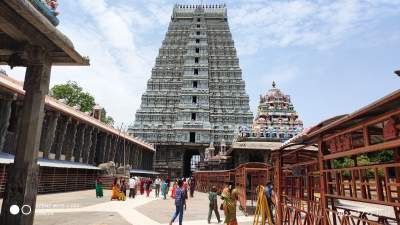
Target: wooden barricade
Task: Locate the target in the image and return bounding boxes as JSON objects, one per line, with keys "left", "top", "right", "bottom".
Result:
{"left": 274, "top": 91, "right": 400, "bottom": 225}
{"left": 235, "top": 163, "right": 269, "bottom": 214}
{"left": 194, "top": 163, "right": 269, "bottom": 215}
{"left": 194, "top": 170, "right": 234, "bottom": 194}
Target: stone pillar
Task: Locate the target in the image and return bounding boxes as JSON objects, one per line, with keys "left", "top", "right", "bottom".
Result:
{"left": 141, "top": 150, "right": 145, "bottom": 169}
{"left": 110, "top": 137, "right": 118, "bottom": 162}
{"left": 73, "top": 123, "right": 87, "bottom": 162}
{"left": 138, "top": 148, "right": 143, "bottom": 169}
{"left": 131, "top": 145, "right": 137, "bottom": 167}
{"left": 0, "top": 92, "right": 16, "bottom": 152}
{"left": 95, "top": 132, "right": 107, "bottom": 165}
{"left": 82, "top": 126, "right": 93, "bottom": 164}
{"left": 103, "top": 134, "right": 112, "bottom": 162}
{"left": 128, "top": 144, "right": 134, "bottom": 167}
{"left": 8, "top": 101, "right": 24, "bottom": 154}
{"left": 0, "top": 46, "right": 51, "bottom": 225}
{"left": 88, "top": 128, "right": 98, "bottom": 165}
{"left": 39, "top": 110, "right": 59, "bottom": 159}
{"left": 114, "top": 141, "right": 120, "bottom": 167}
{"left": 53, "top": 116, "right": 70, "bottom": 160}
{"left": 117, "top": 140, "right": 124, "bottom": 166}
{"left": 134, "top": 146, "right": 140, "bottom": 169}
{"left": 64, "top": 119, "right": 78, "bottom": 161}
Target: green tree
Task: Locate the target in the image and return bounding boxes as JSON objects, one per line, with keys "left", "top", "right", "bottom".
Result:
{"left": 101, "top": 108, "right": 114, "bottom": 126}
{"left": 51, "top": 81, "right": 95, "bottom": 112}
{"left": 50, "top": 81, "right": 115, "bottom": 126}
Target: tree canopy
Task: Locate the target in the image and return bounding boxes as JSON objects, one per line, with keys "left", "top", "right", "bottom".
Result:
{"left": 101, "top": 108, "right": 115, "bottom": 126}
{"left": 51, "top": 81, "right": 95, "bottom": 112}
{"left": 50, "top": 81, "right": 114, "bottom": 125}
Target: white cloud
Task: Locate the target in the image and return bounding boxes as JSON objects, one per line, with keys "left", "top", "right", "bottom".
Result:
{"left": 230, "top": 0, "right": 400, "bottom": 54}
{"left": 2, "top": 0, "right": 399, "bottom": 128}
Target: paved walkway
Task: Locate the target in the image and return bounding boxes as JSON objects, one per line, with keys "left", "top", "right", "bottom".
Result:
{"left": 31, "top": 190, "right": 253, "bottom": 225}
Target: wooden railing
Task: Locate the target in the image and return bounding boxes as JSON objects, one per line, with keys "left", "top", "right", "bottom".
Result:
{"left": 324, "top": 162, "right": 400, "bottom": 207}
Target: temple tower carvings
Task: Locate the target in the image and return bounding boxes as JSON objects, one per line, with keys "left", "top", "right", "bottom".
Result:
{"left": 129, "top": 4, "right": 253, "bottom": 177}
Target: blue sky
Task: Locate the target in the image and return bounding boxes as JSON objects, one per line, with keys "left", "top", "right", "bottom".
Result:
{"left": 2, "top": 0, "right": 400, "bottom": 128}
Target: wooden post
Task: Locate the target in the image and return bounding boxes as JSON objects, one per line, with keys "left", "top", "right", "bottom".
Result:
{"left": 276, "top": 150, "right": 283, "bottom": 225}
{"left": 318, "top": 138, "right": 328, "bottom": 225}
{"left": 393, "top": 147, "right": 400, "bottom": 225}
{"left": 0, "top": 46, "right": 51, "bottom": 225}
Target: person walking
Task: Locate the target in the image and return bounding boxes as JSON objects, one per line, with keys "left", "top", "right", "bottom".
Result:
{"left": 128, "top": 175, "right": 137, "bottom": 198}
{"left": 169, "top": 179, "right": 186, "bottom": 225}
{"left": 166, "top": 177, "right": 171, "bottom": 193}
{"left": 120, "top": 177, "right": 127, "bottom": 197}
{"left": 162, "top": 179, "right": 168, "bottom": 200}
{"left": 221, "top": 182, "right": 239, "bottom": 225}
{"left": 155, "top": 176, "right": 162, "bottom": 197}
{"left": 208, "top": 186, "right": 221, "bottom": 224}
{"left": 189, "top": 176, "right": 195, "bottom": 198}
{"left": 182, "top": 178, "right": 188, "bottom": 200}
{"left": 171, "top": 180, "right": 177, "bottom": 199}
{"left": 264, "top": 182, "right": 275, "bottom": 224}
{"left": 166, "top": 177, "right": 171, "bottom": 195}
{"left": 140, "top": 178, "right": 145, "bottom": 195}
{"left": 95, "top": 178, "right": 103, "bottom": 198}
{"left": 145, "top": 178, "right": 153, "bottom": 197}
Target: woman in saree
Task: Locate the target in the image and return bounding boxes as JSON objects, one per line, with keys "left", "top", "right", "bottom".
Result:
{"left": 111, "top": 178, "right": 126, "bottom": 201}
{"left": 95, "top": 178, "right": 103, "bottom": 198}
{"left": 140, "top": 178, "right": 145, "bottom": 195}
{"left": 171, "top": 180, "right": 177, "bottom": 199}
{"left": 221, "top": 183, "right": 239, "bottom": 225}
{"left": 111, "top": 178, "right": 120, "bottom": 200}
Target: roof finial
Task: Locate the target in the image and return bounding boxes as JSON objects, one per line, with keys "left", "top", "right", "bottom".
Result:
{"left": 272, "top": 81, "right": 276, "bottom": 88}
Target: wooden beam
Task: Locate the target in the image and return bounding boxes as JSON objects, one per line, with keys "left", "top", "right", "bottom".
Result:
{"left": 5, "top": 0, "right": 89, "bottom": 66}
{"left": 308, "top": 89, "right": 400, "bottom": 139}
{"left": 323, "top": 138, "right": 400, "bottom": 160}
{"left": 322, "top": 108, "right": 400, "bottom": 142}
{"left": 0, "top": 33, "right": 20, "bottom": 49}
{"left": 0, "top": 1, "right": 56, "bottom": 51}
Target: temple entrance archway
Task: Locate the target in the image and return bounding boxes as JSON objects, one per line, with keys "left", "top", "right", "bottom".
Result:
{"left": 183, "top": 149, "right": 201, "bottom": 177}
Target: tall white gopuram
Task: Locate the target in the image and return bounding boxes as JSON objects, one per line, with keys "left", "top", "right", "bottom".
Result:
{"left": 129, "top": 4, "right": 253, "bottom": 177}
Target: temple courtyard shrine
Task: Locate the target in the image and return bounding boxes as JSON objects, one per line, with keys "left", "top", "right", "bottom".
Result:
{"left": 0, "top": 1, "right": 398, "bottom": 225}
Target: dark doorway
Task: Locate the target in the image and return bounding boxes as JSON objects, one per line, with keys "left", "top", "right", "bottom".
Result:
{"left": 183, "top": 149, "right": 200, "bottom": 177}
{"left": 249, "top": 151, "right": 264, "bottom": 163}
{"left": 189, "top": 132, "right": 196, "bottom": 143}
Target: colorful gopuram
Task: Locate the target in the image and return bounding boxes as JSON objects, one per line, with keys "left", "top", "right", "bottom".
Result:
{"left": 251, "top": 81, "right": 303, "bottom": 141}
{"left": 202, "top": 81, "right": 304, "bottom": 169}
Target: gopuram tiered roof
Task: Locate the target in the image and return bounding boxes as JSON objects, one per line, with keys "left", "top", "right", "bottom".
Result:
{"left": 251, "top": 81, "right": 303, "bottom": 141}
{"left": 202, "top": 82, "right": 305, "bottom": 169}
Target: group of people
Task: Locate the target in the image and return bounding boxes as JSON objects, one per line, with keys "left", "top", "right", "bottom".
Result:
{"left": 96, "top": 175, "right": 277, "bottom": 225}
{"left": 169, "top": 180, "right": 242, "bottom": 225}
{"left": 109, "top": 175, "right": 156, "bottom": 201}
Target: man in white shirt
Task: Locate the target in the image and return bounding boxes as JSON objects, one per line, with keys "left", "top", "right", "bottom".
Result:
{"left": 128, "top": 175, "right": 137, "bottom": 198}
{"left": 154, "top": 176, "right": 162, "bottom": 197}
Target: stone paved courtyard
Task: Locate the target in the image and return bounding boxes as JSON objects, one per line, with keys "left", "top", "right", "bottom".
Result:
{"left": 25, "top": 190, "right": 253, "bottom": 225}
